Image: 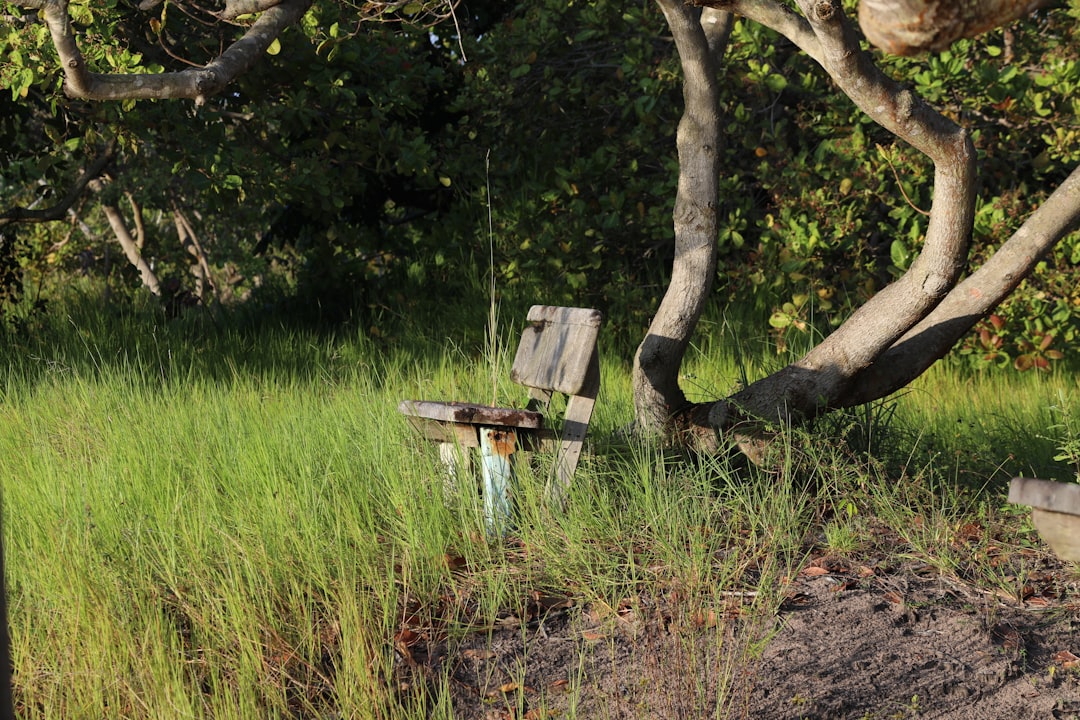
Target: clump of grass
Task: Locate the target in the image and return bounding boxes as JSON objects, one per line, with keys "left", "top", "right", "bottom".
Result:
{"left": 1043, "top": 389, "right": 1080, "bottom": 481}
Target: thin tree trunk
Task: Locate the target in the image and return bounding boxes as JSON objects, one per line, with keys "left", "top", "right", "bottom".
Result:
{"left": 100, "top": 201, "right": 161, "bottom": 296}
{"left": 172, "top": 201, "right": 216, "bottom": 303}
{"left": 632, "top": 2, "right": 733, "bottom": 437}
{"left": 90, "top": 182, "right": 162, "bottom": 296}
{"left": 125, "top": 191, "right": 146, "bottom": 250}
{"left": 0, "top": 513, "right": 14, "bottom": 720}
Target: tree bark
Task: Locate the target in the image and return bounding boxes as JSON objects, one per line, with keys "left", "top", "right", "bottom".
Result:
{"left": 842, "top": 162, "right": 1080, "bottom": 404}
{"left": 857, "top": 0, "right": 1057, "bottom": 55}
{"left": 16, "top": 0, "right": 455, "bottom": 104}
{"left": 172, "top": 201, "right": 217, "bottom": 303}
{"left": 632, "top": 2, "right": 733, "bottom": 437}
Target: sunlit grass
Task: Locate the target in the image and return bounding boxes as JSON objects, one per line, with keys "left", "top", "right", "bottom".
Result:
{"left": 1, "top": 300, "right": 1077, "bottom": 717}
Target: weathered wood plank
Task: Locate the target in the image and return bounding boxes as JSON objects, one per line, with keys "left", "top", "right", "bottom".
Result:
{"left": 398, "top": 400, "right": 544, "bottom": 429}
{"left": 1009, "top": 477, "right": 1080, "bottom": 516}
{"left": 1031, "top": 509, "right": 1080, "bottom": 562}
{"left": 402, "top": 414, "right": 481, "bottom": 447}
{"left": 511, "top": 306, "right": 602, "bottom": 395}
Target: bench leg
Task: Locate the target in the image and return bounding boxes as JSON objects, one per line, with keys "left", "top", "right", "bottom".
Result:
{"left": 550, "top": 382, "right": 597, "bottom": 502}
{"left": 479, "top": 427, "right": 516, "bottom": 536}
{"left": 437, "top": 442, "right": 473, "bottom": 497}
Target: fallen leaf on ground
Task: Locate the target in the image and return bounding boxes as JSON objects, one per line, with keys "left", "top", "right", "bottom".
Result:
{"left": 782, "top": 592, "right": 811, "bottom": 607}
{"left": 1052, "top": 650, "right": 1080, "bottom": 669}
{"left": 998, "top": 629, "right": 1023, "bottom": 653}
{"left": 616, "top": 608, "right": 643, "bottom": 635}
{"left": 801, "top": 566, "right": 830, "bottom": 577}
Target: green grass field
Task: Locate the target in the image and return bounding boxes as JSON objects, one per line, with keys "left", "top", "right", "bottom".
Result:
{"left": 1, "top": 301, "right": 1077, "bottom": 718}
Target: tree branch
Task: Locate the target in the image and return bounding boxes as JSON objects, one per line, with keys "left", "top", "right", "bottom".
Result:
{"left": 706, "top": 0, "right": 976, "bottom": 425}
{"left": 0, "top": 139, "right": 117, "bottom": 227}
{"left": 220, "top": 0, "right": 284, "bottom": 20}
{"left": 21, "top": 0, "right": 313, "bottom": 104}
{"left": 694, "top": 0, "right": 823, "bottom": 63}
{"left": 858, "top": 0, "right": 1057, "bottom": 56}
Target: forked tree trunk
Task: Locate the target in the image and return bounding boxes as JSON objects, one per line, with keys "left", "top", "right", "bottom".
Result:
{"left": 632, "top": 2, "right": 733, "bottom": 437}
{"left": 634, "top": 0, "right": 1080, "bottom": 445}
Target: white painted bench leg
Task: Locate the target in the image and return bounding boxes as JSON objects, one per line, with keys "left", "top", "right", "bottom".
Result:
{"left": 438, "top": 442, "right": 472, "bottom": 498}
{"left": 479, "top": 427, "right": 516, "bottom": 537}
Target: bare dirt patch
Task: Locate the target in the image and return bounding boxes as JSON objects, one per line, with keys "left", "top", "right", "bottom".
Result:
{"left": 400, "top": 565, "right": 1080, "bottom": 719}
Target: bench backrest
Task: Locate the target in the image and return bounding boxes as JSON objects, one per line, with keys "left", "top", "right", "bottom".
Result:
{"left": 509, "top": 306, "right": 601, "bottom": 495}
{"left": 510, "top": 305, "right": 602, "bottom": 396}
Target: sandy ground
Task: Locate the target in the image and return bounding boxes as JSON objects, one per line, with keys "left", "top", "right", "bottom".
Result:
{"left": 399, "top": 560, "right": 1080, "bottom": 719}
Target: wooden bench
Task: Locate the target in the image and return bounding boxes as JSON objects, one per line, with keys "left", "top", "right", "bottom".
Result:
{"left": 1009, "top": 477, "right": 1080, "bottom": 561}
{"left": 399, "top": 305, "right": 602, "bottom": 533}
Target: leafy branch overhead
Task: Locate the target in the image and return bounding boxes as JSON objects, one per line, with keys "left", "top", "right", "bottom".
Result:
{"left": 11, "top": 0, "right": 454, "bottom": 103}
{"left": 18, "top": 0, "right": 1057, "bottom": 106}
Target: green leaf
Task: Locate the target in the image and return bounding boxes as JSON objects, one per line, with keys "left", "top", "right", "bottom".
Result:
{"left": 266, "top": 38, "right": 281, "bottom": 56}
{"left": 764, "top": 73, "right": 787, "bottom": 93}
{"left": 890, "top": 240, "right": 911, "bottom": 269}
{"left": 769, "top": 312, "right": 791, "bottom": 329}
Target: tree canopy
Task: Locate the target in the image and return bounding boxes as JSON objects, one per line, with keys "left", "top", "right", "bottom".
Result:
{"left": 1, "top": 0, "right": 1079, "bottom": 435}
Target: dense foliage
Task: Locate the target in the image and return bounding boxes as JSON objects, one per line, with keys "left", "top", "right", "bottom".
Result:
{"left": 1, "top": 0, "right": 1078, "bottom": 369}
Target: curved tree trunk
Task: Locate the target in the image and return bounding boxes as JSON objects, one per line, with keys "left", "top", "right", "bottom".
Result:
{"left": 842, "top": 163, "right": 1080, "bottom": 405}
{"left": 707, "top": 0, "right": 976, "bottom": 429}
{"left": 631, "top": 2, "right": 733, "bottom": 437}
